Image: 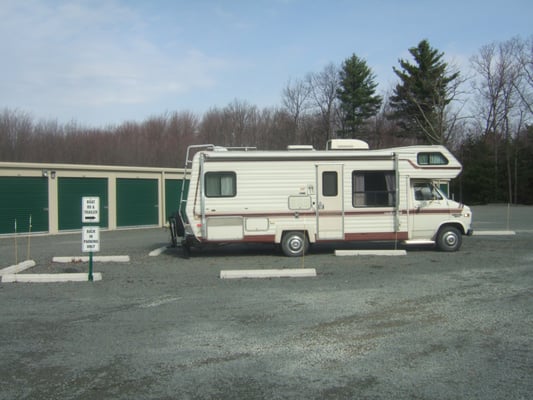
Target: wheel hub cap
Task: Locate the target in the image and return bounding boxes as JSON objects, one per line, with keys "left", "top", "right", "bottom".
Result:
{"left": 444, "top": 233, "right": 457, "bottom": 246}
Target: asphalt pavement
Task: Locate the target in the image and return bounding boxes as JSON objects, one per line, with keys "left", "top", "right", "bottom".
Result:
{"left": 0, "top": 205, "right": 532, "bottom": 399}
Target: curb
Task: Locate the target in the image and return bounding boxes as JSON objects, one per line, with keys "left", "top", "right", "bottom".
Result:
{"left": 1, "top": 273, "right": 102, "bottom": 283}
{"left": 473, "top": 230, "right": 516, "bottom": 236}
{"left": 52, "top": 255, "right": 130, "bottom": 263}
{"left": 335, "top": 249, "right": 407, "bottom": 256}
{"left": 149, "top": 246, "right": 167, "bottom": 256}
{"left": 0, "top": 260, "right": 36, "bottom": 276}
{"left": 220, "top": 268, "right": 317, "bottom": 279}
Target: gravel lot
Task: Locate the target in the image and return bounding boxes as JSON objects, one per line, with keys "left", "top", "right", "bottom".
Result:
{"left": 0, "top": 205, "right": 532, "bottom": 399}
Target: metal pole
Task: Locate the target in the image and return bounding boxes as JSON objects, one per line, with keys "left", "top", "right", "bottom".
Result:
{"left": 14, "top": 219, "right": 18, "bottom": 265}
{"left": 27, "top": 215, "right": 32, "bottom": 260}
{"left": 88, "top": 251, "right": 94, "bottom": 281}
{"left": 506, "top": 203, "right": 511, "bottom": 231}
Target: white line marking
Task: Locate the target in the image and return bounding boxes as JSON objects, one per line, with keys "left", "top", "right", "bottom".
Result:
{"left": 138, "top": 296, "right": 182, "bottom": 308}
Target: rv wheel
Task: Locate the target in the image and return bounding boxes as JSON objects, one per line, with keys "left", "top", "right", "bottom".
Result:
{"left": 281, "top": 231, "right": 309, "bottom": 257}
{"left": 436, "top": 226, "right": 462, "bottom": 252}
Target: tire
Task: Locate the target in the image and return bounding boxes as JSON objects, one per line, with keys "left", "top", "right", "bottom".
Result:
{"left": 436, "top": 226, "right": 462, "bottom": 252}
{"left": 281, "top": 231, "right": 309, "bottom": 257}
{"left": 168, "top": 215, "right": 178, "bottom": 247}
{"left": 168, "top": 212, "right": 185, "bottom": 248}
{"left": 175, "top": 213, "right": 185, "bottom": 237}
{"left": 181, "top": 239, "right": 191, "bottom": 259}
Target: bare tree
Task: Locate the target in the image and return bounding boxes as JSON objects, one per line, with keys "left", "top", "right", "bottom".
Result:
{"left": 259, "top": 108, "right": 297, "bottom": 150}
{"left": 0, "top": 109, "right": 33, "bottom": 161}
{"left": 371, "top": 91, "right": 405, "bottom": 148}
{"left": 470, "top": 38, "right": 526, "bottom": 203}
{"left": 200, "top": 107, "right": 226, "bottom": 146}
{"left": 513, "top": 35, "right": 533, "bottom": 115}
{"left": 223, "top": 99, "right": 258, "bottom": 147}
{"left": 281, "top": 78, "right": 311, "bottom": 127}
{"left": 306, "top": 63, "right": 340, "bottom": 147}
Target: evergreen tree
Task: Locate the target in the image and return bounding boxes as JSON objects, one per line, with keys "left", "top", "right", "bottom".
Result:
{"left": 389, "top": 39, "right": 460, "bottom": 144}
{"left": 337, "top": 54, "right": 382, "bottom": 138}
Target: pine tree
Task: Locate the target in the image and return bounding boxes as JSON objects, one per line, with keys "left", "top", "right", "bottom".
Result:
{"left": 389, "top": 39, "right": 460, "bottom": 144}
{"left": 337, "top": 54, "right": 382, "bottom": 138}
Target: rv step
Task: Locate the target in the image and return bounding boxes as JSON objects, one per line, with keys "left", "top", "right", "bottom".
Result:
{"left": 402, "top": 240, "right": 435, "bottom": 245}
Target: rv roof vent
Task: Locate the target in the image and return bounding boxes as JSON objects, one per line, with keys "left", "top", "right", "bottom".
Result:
{"left": 287, "top": 145, "right": 315, "bottom": 151}
{"left": 327, "top": 139, "right": 369, "bottom": 150}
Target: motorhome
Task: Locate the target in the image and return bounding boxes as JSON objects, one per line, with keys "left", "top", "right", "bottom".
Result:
{"left": 169, "top": 139, "right": 473, "bottom": 256}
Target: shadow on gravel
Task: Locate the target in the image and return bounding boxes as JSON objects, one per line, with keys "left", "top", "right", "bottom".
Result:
{"left": 166, "top": 240, "right": 433, "bottom": 258}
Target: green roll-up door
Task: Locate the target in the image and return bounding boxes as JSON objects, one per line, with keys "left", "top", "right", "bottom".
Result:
{"left": 0, "top": 177, "right": 49, "bottom": 234}
{"left": 164, "top": 179, "right": 189, "bottom": 218}
{"left": 58, "top": 177, "right": 108, "bottom": 230}
{"left": 117, "top": 178, "right": 158, "bottom": 227}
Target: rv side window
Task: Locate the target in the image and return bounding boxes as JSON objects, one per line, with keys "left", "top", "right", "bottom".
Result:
{"left": 352, "top": 171, "right": 396, "bottom": 207}
{"left": 417, "top": 152, "right": 449, "bottom": 165}
{"left": 205, "top": 172, "right": 236, "bottom": 197}
{"left": 322, "top": 171, "right": 338, "bottom": 197}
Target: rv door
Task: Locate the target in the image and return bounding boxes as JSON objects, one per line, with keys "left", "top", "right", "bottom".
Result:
{"left": 410, "top": 181, "right": 446, "bottom": 240}
{"left": 316, "top": 164, "right": 344, "bottom": 240}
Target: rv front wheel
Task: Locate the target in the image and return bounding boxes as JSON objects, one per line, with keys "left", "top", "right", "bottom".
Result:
{"left": 436, "top": 226, "right": 462, "bottom": 252}
{"left": 281, "top": 231, "right": 309, "bottom": 257}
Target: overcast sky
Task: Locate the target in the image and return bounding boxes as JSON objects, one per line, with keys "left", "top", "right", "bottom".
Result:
{"left": 1, "top": 0, "right": 531, "bottom": 127}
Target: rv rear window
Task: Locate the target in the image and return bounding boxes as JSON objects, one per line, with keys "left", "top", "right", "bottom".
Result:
{"left": 205, "top": 172, "right": 236, "bottom": 197}
{"left": 352, "top": 171, "right": 396, "bottom": 207}
{"left": 417, "top": 152, "right": 449, "bottom": 165}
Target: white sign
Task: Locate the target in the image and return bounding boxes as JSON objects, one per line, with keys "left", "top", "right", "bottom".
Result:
{"left": 82, "top": 226, "right": 100, "bottom": 252}
{"left": 82, "top": 196, "right": 100, "bottom": 223}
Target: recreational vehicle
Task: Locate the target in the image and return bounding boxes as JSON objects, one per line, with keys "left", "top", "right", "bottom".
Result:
{"left": 169, "top": 139, "right": 473, "bottom": 257}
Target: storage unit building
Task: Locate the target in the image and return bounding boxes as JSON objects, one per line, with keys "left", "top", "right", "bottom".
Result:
{"left": 0, "top": 162, "right": 185, "bottom": 235}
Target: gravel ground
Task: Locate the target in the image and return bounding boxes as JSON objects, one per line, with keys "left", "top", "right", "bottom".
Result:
{"left": 0, "top": 204, "right": 532, "bottom": 399}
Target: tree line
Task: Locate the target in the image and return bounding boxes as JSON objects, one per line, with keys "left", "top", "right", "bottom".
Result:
{"left": 1, "top": 36, "right": 532, "bottom": 204}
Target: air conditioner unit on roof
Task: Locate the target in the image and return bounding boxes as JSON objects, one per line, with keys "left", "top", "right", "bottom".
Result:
{"left": 327, "top": 139, "right": 369, "bottom": 150}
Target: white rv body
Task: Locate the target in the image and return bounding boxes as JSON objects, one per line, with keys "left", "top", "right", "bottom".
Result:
{"left": 175, "top": 141, "right": 473, "bottom": 256}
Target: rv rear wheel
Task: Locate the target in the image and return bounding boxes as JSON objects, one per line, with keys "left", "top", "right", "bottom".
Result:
{"left": 281, "top": 231, "right": 309, "bottom": 257}
{"left": 436, "top": 226, "right": 462, "bottom": 252}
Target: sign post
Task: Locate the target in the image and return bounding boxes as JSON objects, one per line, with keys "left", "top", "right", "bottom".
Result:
{"left": 82, "top": 197, "right": 100, "bottom": 281}
{"left": 82, "top": 226, "right": 100, "bottom": 281}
